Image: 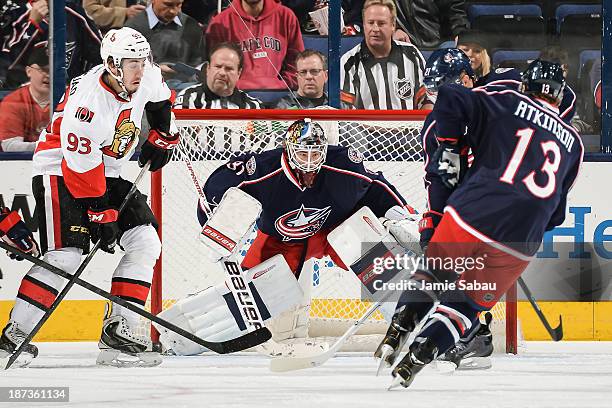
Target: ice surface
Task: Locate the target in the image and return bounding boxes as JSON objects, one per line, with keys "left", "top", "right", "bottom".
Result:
{"left": 1, "top": 341, "right": 610, "bottom": 408}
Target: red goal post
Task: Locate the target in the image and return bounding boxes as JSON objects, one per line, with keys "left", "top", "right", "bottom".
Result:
{"left": 149, "top": 109, "right": 519, "bottom": 353}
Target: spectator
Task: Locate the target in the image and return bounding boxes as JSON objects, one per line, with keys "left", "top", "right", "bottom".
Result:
{"left": 125, "top": 0, "right": 205, "bottom": 82}
{"left": 174, "top": 42, "right": 262, "bottom": 109}
{"left": 0, "top": 45, "right": 49, "bottom": 152}
{"left": 276, "top": 49, "right": 328, "bottom": 108}
{"left": 206, "top": 0, "right": 305, "bottom": 90}
{"left": 1, "top": 0, "right": 102, "bottom": 88}
{"left": 340, "top": 0, "right": 430, "bottom": 109}
{"left": 394, "top": 0, "right": 468, "bottom": 48}
{"left": 83, "top": 0, "right": 147, "bottom": 33}
{"left": 456, "top": 30, "right": 491, "bottom": 80}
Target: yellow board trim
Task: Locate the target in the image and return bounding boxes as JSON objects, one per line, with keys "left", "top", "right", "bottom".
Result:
{"left": 1, "top": 299, "right": 610, "bottom": 341}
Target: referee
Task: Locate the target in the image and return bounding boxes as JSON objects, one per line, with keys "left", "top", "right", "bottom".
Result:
{"left": 174, "top": 42, "right": 263, "bottom": 109}
{"left": 340, "top": 0, "right": 432, "bottom": 110}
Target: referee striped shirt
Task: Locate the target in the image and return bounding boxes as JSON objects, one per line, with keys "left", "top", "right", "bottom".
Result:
{"left": 340, "top": 40, "right": 428, "bottom": 110}
{"left": 174, "top": 83, "right": 263, "bottom": 109}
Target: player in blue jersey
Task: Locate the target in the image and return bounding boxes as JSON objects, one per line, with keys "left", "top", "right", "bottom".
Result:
{"left": 198, "top": 119, "right": 416, "bottom": 276}
{"left": 383, "top": 59, "right": 583, "bottom": 388}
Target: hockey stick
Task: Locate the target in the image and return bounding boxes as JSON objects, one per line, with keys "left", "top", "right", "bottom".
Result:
{"left": 0, "top": 241, "right": 271, "bottom": 355}
{"left": 269, "top": 297, "right": 386, "bottom": 372}
{"left": 517, "top": 276, "right": 563, "bottom": 341}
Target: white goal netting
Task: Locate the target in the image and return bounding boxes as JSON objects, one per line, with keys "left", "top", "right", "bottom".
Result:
{"left": 146, "top": 109, "right": 518, "bottom": 352}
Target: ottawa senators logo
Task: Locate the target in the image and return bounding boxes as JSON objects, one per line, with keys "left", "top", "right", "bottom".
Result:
{"left": 102, "top": 108, "right": 139, "bottom": 158}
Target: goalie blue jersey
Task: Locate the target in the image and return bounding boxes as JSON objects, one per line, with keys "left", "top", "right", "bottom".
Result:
{"left": 200, "top": 146, "right": 411, "bottom": 242}
{"left": 432, "top": 83, "right": 583, "bottom": 255}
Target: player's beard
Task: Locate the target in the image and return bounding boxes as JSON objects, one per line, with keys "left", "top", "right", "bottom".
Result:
{"left": 296, "top": 170, "right": 318, "bottom": 188}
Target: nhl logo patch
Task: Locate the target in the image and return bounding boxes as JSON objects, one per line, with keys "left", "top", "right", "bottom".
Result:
{"left": 246, "top": 156, "right": 256, "bottom": 176}
{"left": 394, "top": 78, "right": 413, "bottom": 100}
{"left": 443, "top": 52, "right": 453, "bottom": 63}
{"left": 348, "top": 147, "right": 363, "bottom": 163}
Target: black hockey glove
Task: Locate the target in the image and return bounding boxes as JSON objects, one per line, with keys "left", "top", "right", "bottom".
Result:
{"left": 87, "top": 208, "right": 120, "bottom": 254}
{"left": 139, "top": 129, "right": 179, "bottom": 172}
{"left": 418, "top": 211, "right": 442, "bottom": 251}
{"left": 432, "top": 142, "right": 468, "bottom": 189}
{"left": 0, "top": 208, "right": 40, "bottom": 260}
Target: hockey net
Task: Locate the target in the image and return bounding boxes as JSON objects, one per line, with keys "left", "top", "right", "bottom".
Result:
{"left": 148, "top": 109, "right": 519, "bottom": 353}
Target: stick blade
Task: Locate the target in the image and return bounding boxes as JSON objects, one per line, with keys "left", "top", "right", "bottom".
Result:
{"left": 211, "top": 328, "right": 272, "bottom": 354}
{"left": 551, "top": 316, "right": 563, "bottom": 341}
{"left": 269, "top": 348, "right": 335, "bottom": 372}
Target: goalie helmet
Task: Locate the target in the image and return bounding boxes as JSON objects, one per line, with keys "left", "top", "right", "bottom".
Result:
{"left": 100, "top": 27, "right": 151, "bottom": 94}
{"left": 423, "top": 48, "right": 474, "bottom": 94}
{"left": 284, "top": 119, "right": 328, "bottom": 188}
{"left": 521, "top": 59, "right": 565, "bottom": 105}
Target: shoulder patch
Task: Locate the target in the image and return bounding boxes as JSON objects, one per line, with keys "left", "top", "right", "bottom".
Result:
{"left": 348, "top": 147, "right": 364, "bottom": 163}
{"left": 246, "top": 155, "right": 256, "bottom": 176}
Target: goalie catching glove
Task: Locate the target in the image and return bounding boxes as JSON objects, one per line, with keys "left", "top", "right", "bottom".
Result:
{"left": 0, "top": 208, "right": 40, "bottom": 260}
{"left": 138, "top": 129, "right": 179, "bottom": 171}
{"left": 153, "top": 254, "right": 302, "bottom": 355}
{"left": 380, "top": 205, "right": 422, "bottom": 257}
{"left": 433, "top": 142, "right": 468, "bottom": 189}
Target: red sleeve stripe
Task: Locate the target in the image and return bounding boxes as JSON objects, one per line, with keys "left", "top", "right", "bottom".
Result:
{"left": 436, "top": 137, "right": 459, "bottom": 142}
{"left": 18, "top": 275, "right": 59, "bottom": 310}
{"left": 61, "top": 159, "right": 106, "bottom": 199}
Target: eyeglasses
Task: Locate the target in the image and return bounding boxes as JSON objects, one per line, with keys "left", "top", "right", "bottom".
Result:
{"left": 297, "top": 69, "right": 324, "bottom": 78}
{"left": 29, "top": 65, "right": 49, "bottom": 75}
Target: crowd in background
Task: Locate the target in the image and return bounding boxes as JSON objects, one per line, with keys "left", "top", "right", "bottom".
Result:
{"left": 0, "top": 0, "right": 603, "bottom": 152}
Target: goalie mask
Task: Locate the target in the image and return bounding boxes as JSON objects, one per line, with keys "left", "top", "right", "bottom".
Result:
{"left": 284, "top": 119, "right": 328, "bottom": 188}
{"left": 521, "top": 59, "right": 565, "bottom": 106}
{"left": 100, "top": 27, "right": 151, "bottom": 97}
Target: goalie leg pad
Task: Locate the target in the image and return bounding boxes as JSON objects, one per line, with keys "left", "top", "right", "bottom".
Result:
{"left": 155, "top": 254, "right": 302, "bottom": 355}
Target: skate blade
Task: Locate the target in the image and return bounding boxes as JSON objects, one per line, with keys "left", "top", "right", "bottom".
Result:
{"left": 374, "top": 345, "right": 394, "bottom": 376}
{"left": 96, "top": 349, "right": 162, "bottom": 368}
{"left": 430, "top": 360, "right": 457, "bottom": 375}
{"left": 457, "top": 356, "right": 492, "bottom": 370}
{"left": 0, "top": 350, "right": 34, "bottom": 368}
{"left": 387, "top": 375, "right": 406, "bottom": 391}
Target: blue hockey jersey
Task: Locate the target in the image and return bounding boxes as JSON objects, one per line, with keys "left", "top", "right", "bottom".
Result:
{"left": 200, "top": 146, "right": 410, "bottom": 242}
{"left": 421, "top": 69, "right": 577, "bottom": 231}
{"left": 432, "top": 83, "right": 583, "bottom": 255}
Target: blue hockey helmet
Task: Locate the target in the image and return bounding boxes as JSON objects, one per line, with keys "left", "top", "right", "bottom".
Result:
{"left": 521, "top": 59, "right": 565, "bottom": 105}
{"left": 423, "top": 48, "right": 475, "bottom": 94}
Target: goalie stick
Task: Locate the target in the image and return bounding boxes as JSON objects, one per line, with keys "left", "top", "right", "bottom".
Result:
{"left": 0, "top": 241, "right": 272, "bottom": 355}
{"left": 5, "top": 163, "right": 151, "bottom": 369}
{"left": 517, "top": 276, "right": 563, "bottom": 341}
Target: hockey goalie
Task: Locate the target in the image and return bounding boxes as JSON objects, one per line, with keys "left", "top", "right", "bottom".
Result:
{"left": 154, "top": 119, "right": 422, "bottom": 356}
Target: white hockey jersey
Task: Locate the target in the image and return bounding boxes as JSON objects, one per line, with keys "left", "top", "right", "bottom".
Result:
{"left": 32, "top": 63, "right": 171, "bottom": 198}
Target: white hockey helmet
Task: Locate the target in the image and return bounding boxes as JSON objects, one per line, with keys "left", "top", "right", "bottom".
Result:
{"left": 284, "top": 119, "right": 328, "bottom": 173}
{"left": 100, "top": 27, "right": 151, "bottom": 74}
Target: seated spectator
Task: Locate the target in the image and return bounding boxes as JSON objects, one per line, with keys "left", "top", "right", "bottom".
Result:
{"left": 394, "top": 0, "right": 468, "bottom": 48}
{"left": 206, "top": 0, "right": 304, "bottom": 90}
{"left": 1, "top": 0, "right": 102, "bottom": 88}
{"left": 456, "top": 30, "right": 491, "bottom": 81}
{"left": 340, "top": 0, "right": 430, "bottom": 109}
{"left": 125, "top": 0, "right": 205, "bottom": 83}
{"left": 83, "top": 0, "right": 147, "bottom": 34}
{"left": 276, "top": 49, "right": 328, "bottom": 108}
{"left": 174, "top": 42, "right": 262, "bottom": 109}
{"left": 0, "top": 46, "right": 49, "bottom": 152}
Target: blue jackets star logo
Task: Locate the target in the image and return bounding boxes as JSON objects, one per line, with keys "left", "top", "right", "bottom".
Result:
{"left": 274, "top": 205, "right": 332, "bottom": 241}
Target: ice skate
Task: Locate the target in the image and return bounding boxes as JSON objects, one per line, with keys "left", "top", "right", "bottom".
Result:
{"left": 374, "top": 311, "right": 414, "bottom": 375}
{"left": 97, "top": 313, "right": 162, "bottom": 368}
{"left": 436, "top": 312, "right": 494, "bottom": 371}
{"left": 388, "top": 352, "right": 426, "bottom": 390}
{"left": 0, "top": 321, "right": 39, "bottom": 368}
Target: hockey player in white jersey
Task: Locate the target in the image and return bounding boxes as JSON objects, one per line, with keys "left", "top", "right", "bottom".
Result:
{"left": 0, "top": 27, "right": 178, "bottom": 367}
